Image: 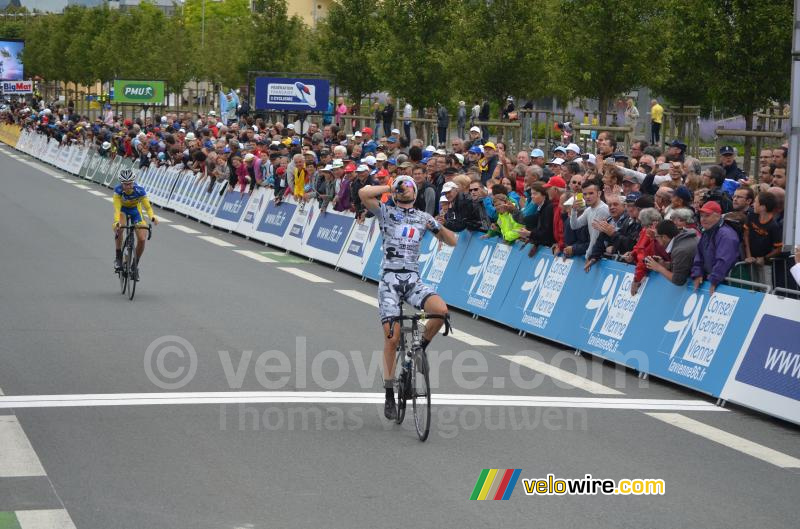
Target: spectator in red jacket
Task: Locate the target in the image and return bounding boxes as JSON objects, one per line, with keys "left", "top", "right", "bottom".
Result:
{"left": 624, "top": 207, "right": 665, "bottom": 295}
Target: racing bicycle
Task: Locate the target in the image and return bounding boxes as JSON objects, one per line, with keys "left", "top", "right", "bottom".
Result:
{"left": 115, "top": 215, "right": 152, "bottom": 300}
{"left": 387, "top": 305, "right": 451, "bottom": 442}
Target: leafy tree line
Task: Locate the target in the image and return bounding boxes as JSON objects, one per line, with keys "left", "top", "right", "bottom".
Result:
{"left": 0, "top": 0, "right": 792, "bottom": 127}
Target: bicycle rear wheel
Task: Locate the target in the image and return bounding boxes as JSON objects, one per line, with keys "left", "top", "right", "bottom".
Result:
{"left": 412, "top": 351, "right": 431, "bottom": 442}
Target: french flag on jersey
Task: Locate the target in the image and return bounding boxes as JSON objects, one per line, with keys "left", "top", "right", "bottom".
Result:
{"left": 401, "top": 226, "right": 416, "bottom": 239}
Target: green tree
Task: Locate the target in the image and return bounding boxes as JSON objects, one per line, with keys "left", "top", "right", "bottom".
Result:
{"left": 556, "top": 0, "right": 660, "bottom": 125}
{"left": 313, "top": 0, "right": 381, "bottom": 108}
{"left": 708, "top": 0, "right": 792, "bottom": 172}
{"left": 245, "top": 0, "right": 308, "bottom": 77}
{"left": 377, "top": 0, "right": 460, "bottom": 109}
{"left": 456, "top": 0, "right": 554, "bottom": 112}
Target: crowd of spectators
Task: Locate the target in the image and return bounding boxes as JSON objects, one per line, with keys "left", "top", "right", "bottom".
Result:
{"left": 1, "top": 96, "right": 797, "bottom": 295}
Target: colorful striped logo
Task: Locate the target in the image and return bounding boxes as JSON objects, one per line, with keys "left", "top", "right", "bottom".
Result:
{"left": 470, "top": 469, "right": 521, "bottom": 500}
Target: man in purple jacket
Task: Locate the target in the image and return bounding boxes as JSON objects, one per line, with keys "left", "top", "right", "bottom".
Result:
{"left": 691, "top": 201, "right": 741, "bottom": 294}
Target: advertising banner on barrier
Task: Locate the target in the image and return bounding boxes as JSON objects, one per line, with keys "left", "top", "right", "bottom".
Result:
{"left": 441, "top": 237, "right": 527, "bottom": 320}
{"left": 418, "top": 231, "right": 473, "bottom": 293}
{"left": 336, "top": 217, "right": 382, "bottom": 277}
{"left": 56, "top": 145, "right": 71, "bottom": 171}
{"left": 44, "top": 138, "right": 59, "bottom": 165}
{"left": 252, "top": 197, "right": 297, "bottom": 246}
{"left": 280, "top": 199, "right": 319, "bottom": 255}
{"left": 721, "top": 295, "right": 800, "bottom": 425}
{"left": 235, "top": 188, "right": 270, "bottom": 238}
{"left": 213, "top": 189, "right": 252, "bottom": 231}
{"left": 302, "top": 206, "right": 356, "bottom": 266}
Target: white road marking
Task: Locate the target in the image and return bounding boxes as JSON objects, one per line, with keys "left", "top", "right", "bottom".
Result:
{"left": 155, "top": 216, "right": 171, "bottom": 223}
{"left": 16, "top": 509, "right": 77, "bottom": 529}
{"left": 103, "top": 197, "right": 114, "bottom": 202}
{"left": 0, "top": 391, "right": 725, "bottom": 411}
{"left": 88, "top": 190, "right": 106, "bottom": 196}
{"left": 170, "top": 224, "right": 201, "bottom": 235}
{"left": 234, "top": 250, "right": 277, "bottom": 263}
{"left": 335, "top": 289, "right": 378, "bottom": 307}
{"left": 197, "top": 235, "right": 235, "bottom": 247}
{"left": 277, "top": 267, "right": 332, "bottom": 283}
{"left": 646, "top": 413, "right": 800, "bottom": 468}
{"left": 0, "top": 415, "right": 46, "bottom": 477}
{"left": 501, "top": 355, "right": 624, "bottom": 395}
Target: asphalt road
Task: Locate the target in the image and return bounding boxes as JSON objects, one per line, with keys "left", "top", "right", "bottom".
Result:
{"left": 0, "top": 144, "right": 798, "bottom": 529}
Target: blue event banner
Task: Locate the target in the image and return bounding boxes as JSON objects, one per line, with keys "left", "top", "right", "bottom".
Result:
{"left": 734, "top": 314, "right": 800, "bottom": 401}
{"left": 305, "top": 210, "right": 355, "bottom": 254}
{"left": 254, "top": 77, "right": 330, "bottom": 112}
{"left": 215, "top": 191, "right": 250, "bottom": 223}
{"left": 256, "top": 199, "right": 296, "bottom": 237}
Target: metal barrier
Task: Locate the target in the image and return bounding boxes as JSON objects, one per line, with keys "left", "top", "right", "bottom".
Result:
{"left": 725, "top": 256, "right": 800, "bottom": 298}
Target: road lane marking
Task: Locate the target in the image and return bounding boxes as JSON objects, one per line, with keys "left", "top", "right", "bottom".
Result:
{"left": 501, "top": 355, "right": 624, "bottom": 395}
{"left": 0, "top": 416, "right": 46, "bottom": 477}
{"left": 197, "top": 235, "right": 235, "bottom": 247}
{"left": 87, "top": 190, "right": 106, "bottom": 196}
{"left": 335, "top": 289, "right": 378, "bottom": 307}
{"left": 277, "top": 267, "right": 331, "bottom": 283}
{"left": 16, "top": 509, "right": 77, "bottom": 529}
{"left": 645, "top": 413, "right": 800, "bottom": 468}
{"left": 0, "top": 392, "right": 725, "bottom": 411}
{"left": 169, "top": 224, "right": 201, "bottom": 234}
{"left": 234, "top": 250, "right": 276, "bottom": 263}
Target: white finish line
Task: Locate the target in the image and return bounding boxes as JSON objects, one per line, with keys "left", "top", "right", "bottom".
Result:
{"left": 0, "top": 391, "right": 725, "bottom": 411}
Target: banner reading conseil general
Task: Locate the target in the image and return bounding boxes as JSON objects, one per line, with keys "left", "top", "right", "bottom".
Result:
{"left": 112, "top": 80, "right": 165, "bottom": 104}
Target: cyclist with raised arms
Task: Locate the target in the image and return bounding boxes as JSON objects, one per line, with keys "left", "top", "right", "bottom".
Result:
{"left": 113, "top": 169, "right": 158, "bottom": 280}
{"left": 359, "top": 175, "right": 457, "bottom": 420}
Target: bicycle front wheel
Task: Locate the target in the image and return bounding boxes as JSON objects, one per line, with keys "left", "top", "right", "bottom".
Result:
{"left": 119, "top": 236, "right": 130, "bottom": 295}
{"left": 127, "top": 239, "right": 137, "bottom": 301}
{"left": 412, "top": 351, "right": 431, "bottom": 442}
{"left": 394, "top": 349, "right": 407, "bottom": 425}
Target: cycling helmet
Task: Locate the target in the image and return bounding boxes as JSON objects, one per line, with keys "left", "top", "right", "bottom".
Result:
{"left": 393, "top": 175, "right": 417, "bottom": 197}
{"left": 118, "top": 169, "right": 136, "bottom": 183}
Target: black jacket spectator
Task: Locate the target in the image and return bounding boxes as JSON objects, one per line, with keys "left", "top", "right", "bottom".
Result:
{"left": 588, "top": 214, "right": 641, "bottom": 260}
{"left": 444, "top": 192, "right": 481, "bottom": 232}
{"left": 527, "top": 197, "right": 555, "bottom": 247}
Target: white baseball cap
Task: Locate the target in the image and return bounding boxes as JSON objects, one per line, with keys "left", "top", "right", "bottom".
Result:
{"left": 547, "top": 157, "right": 564, "bottom": 166}
{"left": 208, "top": 110, "right": 216, "bottom": 116}
{"left": 321, "top": 164, "right": 334, "bottom": 172}
{"left": 331, "top": 159, "right": 344, "bottom": 169}
{"left": 566, "top": 143, "right": 580, "bottom": 154}
{"left": 585, "top": 153, "right": 597, "bottom": 165}
{"left": 441, "top": 181, "right": 459, "bottom": 193}
{"left": 361, "top": 155, "right": 377, "bottom": 166}
{"left": 354, "top": 131, "right": 362, "bottom": 137}
{"left": 391, "top": 128, "right": 400, "bottom": 135}
{"left": 454, "top": 153, "right": 465, "bottom": 164}
{"left": 185, "top": 132, "right": 196, "bottom": 141}
{"left": 287, "top": 124, "right": 295, "bottom": 130}
{"left": 356, "top": 164, "right": 369, "bottom": 172}
{"left": 376, "top": 152, "right": 388, "bottom": 161}
{"left": 469, "top": 126, "right": 481, "bottom": 134}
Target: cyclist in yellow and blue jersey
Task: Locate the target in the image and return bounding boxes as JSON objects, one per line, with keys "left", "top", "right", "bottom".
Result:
{"left": 113, "top": 169, "right": 158, "bottom": 278}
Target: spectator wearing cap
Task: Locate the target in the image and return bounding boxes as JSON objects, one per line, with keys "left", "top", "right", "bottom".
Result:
{"left": 666, "top": 139, "right": 687, "bottom": 163}
{"left": 546, "top": 157, "right": 565, "bottom": 179}
{"left": 466, "top": 126, "right": 483, "bottom": 150}
{"left": 691, "top": 200, "right": 741, "bottom": 293}
{"left": 586, "top": 193, "right": 641, "bottom": 270}
{"left": 350, "top": 164, "right": 377, "bottom": 220}
{"left": 440, "top": 181, "right": 481, "bottom": 232}
{"left": 333, "top": 163, "right": 356, "bottom": 212}
{"left": 564, "top": 143, "right": 581, "bottom": 162}
{"left": 701, "top": 165, "right": 733, "bottom": 213}
{"left": 480, "top": 142, "right": 499, "bottom": 185}
{"left": 719, "top": 146, "right": 746, "bottom": 181}
{"left": 622, "top": 171, "right": 641, "bottom": 195}
{"left": 669, "top": 185, "right": 693, "bottom": 211}
{"left": 645, "top": 219, "right": 699, "bottom": 286}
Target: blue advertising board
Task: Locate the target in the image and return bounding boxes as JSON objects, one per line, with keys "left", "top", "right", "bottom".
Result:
{"left": 305, "top": 210, "right": 355, "bottom": 254}
{"left": 254, "top": 77, "right": 330, "bottom": 112}
{"left": 256, "top": 199, "right": 296, "bottom": 237}
{"left": 734, "top": 314, "right": 800, "bottom": 401}
{"left": 215, "top": 191, "right": 250, "bottom": 223}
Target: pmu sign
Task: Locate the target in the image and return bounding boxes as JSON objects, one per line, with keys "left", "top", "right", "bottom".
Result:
{"left": 1, "top": 80, "right": 33, "bottom": 94}
{"left": 112, "top": 80, "right": 165, "bottom": 104}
